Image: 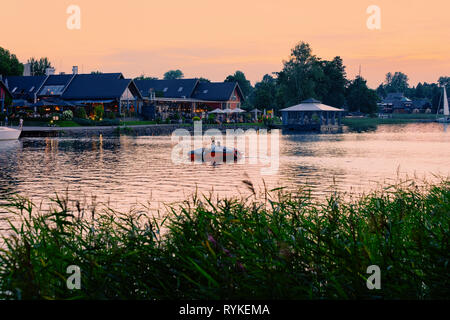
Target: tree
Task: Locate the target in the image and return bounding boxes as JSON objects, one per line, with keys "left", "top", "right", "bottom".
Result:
{"left": 383, "top": 71, "right": 409, "bottom": 93}
{"left": 198, "top": 77, "right": 210, "bottom": 83}
{"left": 346, "top": 76, "right": 379, "bottom": 114}
{"left": 163, "top": 69, "right": 184, "bottom": 80}
{"left": 27, "top": 57, "right": 52, "bottom": 76}
{"left": 319, "top": 56, "right": 347, "bottom": 108}
{"left": 91, "top": 71, "right": 103, "bottom": 74}
{"left": 224, "top": 71, "right": 252, "bottom": 98}
{"left": 376, "top": 84, "right": 387, "bottom": 99}
{"left": 277, "top": 42, "right": 324, "bottom": 106}
{"left": 250, "top": 74, "right": 278, "bottom": 110}
{"left": 0, "top": 47, "right": 24, "bottom": 76}
{"left": 438, "top": 76, "right": 450, "bottom": 87}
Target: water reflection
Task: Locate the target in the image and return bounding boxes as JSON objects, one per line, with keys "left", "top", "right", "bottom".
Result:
{"left": 0, "top": 123, "right": 449, "bottom": 228}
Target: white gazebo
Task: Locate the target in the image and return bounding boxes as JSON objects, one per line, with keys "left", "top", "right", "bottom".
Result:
{"left": 280, "top": 98, "right": 344, "bottom": 129}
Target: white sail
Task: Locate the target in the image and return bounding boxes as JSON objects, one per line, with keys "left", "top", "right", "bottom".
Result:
{"left": 443, "top": 85, "right": 449, "bottom": 116}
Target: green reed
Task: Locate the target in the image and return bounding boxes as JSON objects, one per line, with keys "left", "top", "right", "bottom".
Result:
{"left": 0, "top": 179, "right": 448, "bottom": 300}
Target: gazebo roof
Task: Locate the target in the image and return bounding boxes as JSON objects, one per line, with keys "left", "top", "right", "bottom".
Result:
{"left": 280, "top": 98, "right": 344, "bottom": 112}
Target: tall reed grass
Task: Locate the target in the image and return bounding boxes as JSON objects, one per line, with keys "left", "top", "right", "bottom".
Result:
{"left": 0, "top": 179, "right": 448, "bottom": 300}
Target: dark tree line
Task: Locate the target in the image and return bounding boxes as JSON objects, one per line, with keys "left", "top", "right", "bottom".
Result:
{"left": 0, "top": 47, "right": 24, "bottom": 76}
{"left": 248, "top": 42, "right": 378, "bottom": 114}
{"left": 0, "top": 46, "right": 53, "bottom": 77}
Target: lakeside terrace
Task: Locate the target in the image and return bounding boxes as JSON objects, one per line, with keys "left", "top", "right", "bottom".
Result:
{"left": 4, "top": 73, "right": 244, "bottom": 120}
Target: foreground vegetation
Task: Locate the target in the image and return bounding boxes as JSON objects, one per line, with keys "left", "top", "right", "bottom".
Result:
{"left": 0, "top": 180, "right": 448, "bottom": 300}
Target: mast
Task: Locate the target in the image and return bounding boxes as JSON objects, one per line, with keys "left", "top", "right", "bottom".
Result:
{"left": 443, "top": 85, "right": 449, "bottom": 116}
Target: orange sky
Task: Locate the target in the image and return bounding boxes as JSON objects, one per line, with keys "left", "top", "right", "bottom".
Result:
{"left": 1, "top": 0, "right": 449, "bottom": 88}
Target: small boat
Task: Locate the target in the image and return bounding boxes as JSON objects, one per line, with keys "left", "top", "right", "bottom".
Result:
{"left": 188, "top": 146, "right": 243, "bottom": 163}
{"left": 436, "top": 85, "right": 449, "bottom": 123}
{"left": 0, "top": 127, "right": 22, "bottom": 141}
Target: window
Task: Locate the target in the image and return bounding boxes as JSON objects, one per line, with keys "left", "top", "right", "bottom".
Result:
{"left": 39, "top": 85, "right": 65, "bottom": 96}
{"left": 203, "top": 90, "right": 208, "bottom": 94}
{"left": 163, "top": 87, "right": 168, "bottom": 92}
{"left": 12, "top": 87, "right": 17, "bottom": 93}
{"left": 178, "top": 87, "right": 183, "bottom": 92}
{"left": 29, "top": 86, "right": 35, "bottom": 92}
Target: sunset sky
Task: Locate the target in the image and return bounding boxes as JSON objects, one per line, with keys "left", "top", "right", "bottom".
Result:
{"left": 1, "top": 0, "right": 449, "bottom": 88}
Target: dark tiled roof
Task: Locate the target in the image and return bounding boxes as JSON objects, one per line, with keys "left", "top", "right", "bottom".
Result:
{"left": 192, "top": 82, "right": 243, "bottom": 101}
{"left": 135, "top": 79, "right": 199, "bottom": 99}
{"left": 5, "top": 75, "right": 47, "bottom": 99}
{"left": 43, "top": 74, "right": 74, "bottom": 86}
{"left": 62, "top": 75, "right": 140, "bottom": 100}
{"left": 38, "top": 74, "right": 75, "bottom": 96}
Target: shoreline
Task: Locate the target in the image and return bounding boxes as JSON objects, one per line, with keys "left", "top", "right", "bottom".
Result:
{"left": 11, "top": 116, "right": 441, "bottom": 138}
{"left": 19, "top": 123, "right": 267, "bottom": 138}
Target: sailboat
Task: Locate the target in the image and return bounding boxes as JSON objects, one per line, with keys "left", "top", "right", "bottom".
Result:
{"left": 436, "top": 85, "right": 450, "bottom": 123}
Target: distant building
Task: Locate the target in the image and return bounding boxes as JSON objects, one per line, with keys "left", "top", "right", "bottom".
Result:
{"left": 6, "top": 72, "right": 143, "bottom": 116}
{"left": 134, "top": 79, "right": 244, "bottom": 119}
{"left": 379, "top": 92, "right": 412, "bottom": 113}
{"left": 411, "top": 98, "right": 432, "bottom": 112}
{"left": 280, "top": 98, "right": 344, "bottom": 133}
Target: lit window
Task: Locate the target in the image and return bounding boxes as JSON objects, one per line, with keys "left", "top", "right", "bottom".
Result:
{"left": 39, "top": 85, "right": 65, "bottom": 95}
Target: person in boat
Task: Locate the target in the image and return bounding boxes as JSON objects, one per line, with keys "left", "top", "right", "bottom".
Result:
{"left": 211, "top": 137, "right": 217, "bottom": 165}
{"left": 211, "top": 137, "right": 216, "bottom": 151}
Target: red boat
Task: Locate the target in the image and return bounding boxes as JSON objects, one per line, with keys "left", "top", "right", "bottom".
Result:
{"left": 188, "top": 146, "right": 242, "bottom": 163}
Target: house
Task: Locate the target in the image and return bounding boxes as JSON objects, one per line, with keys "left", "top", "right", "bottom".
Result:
{"left": 411, "top": 98, "right": 431, "bottom": 112}
{"left": 0, "top": 77, "right": 13, "bottom": 113}
{"left": 191, "top": 82, "right": 243, "bottom": 110}
{"left": 379, "top": 92, "right": 413, "bottom": 113}
{"left": 60, "top": 73, "right": 142, "bottom": 115}
{"left": 6, "top": 72, "right": 142, "bottom": 117}
{"left": 134, "top": 79, "right": 244, "bottom": 119}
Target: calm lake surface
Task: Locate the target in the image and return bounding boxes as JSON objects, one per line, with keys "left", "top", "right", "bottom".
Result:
{"left": 1, "top": 123, "right": 449, "bottom": 229}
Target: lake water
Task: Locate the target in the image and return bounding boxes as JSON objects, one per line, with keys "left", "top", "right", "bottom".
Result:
{"left": 0, "top": 123, "right": 449, "bottom": 229}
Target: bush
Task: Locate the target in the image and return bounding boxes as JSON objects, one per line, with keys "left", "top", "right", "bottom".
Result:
{"left": 192, "top": 116, "right": 201, "bottom": 121}
{"left": 74, "top": 107, "right": 87, "bottom": 119}
{"left": 61, "top": 110, "right": 74, "bottom": 121}
{"left": 93, "top": 105, "right": 104, "bottom": 121}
